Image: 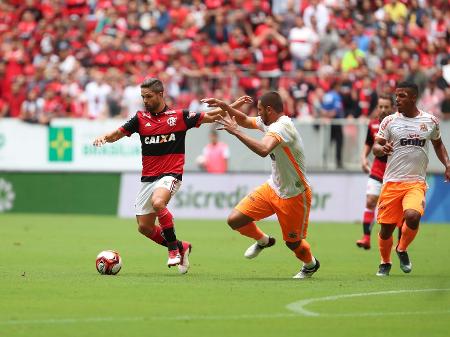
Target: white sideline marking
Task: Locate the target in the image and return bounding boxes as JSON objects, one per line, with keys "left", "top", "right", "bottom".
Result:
{"left": 2, "top": 289, "right": 449, "bottom": 325}
{"left": 286, "top": 288, "right": 450, "bottom": 317}
{"left": 0, "top": 314, "right": 299, "bottom": 325}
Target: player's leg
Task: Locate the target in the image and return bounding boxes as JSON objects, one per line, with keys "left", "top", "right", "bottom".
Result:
{"left": 357, "top": 178, "right": 382, "bottom": 248}
{"left": 135, "top": 181, "right": 167, "bottom": 246}
{"left": 230, "top": 183, "right": 276, "bottom": 258}
{"left": 136, "top": 213, "right": 166, "bottom": 246}
{"left": 356, "top": 191, "right": 378, "bottom": 250}
{"left": 376, "top": 182, "right": 404, "bottom": 276}
{"left": 151, "top": 176, "right": 189, "bottom": 269}
{"left": 275, "top": 188, "right": 319, "bottom": 278}
{"left": 395, "top": 182, "right": 426, "bottom": 273}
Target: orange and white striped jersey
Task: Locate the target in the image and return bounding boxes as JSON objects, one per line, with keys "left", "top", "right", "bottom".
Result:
{"left": 376, "top": 110, "right": 441, "bottom": 183}
{"left": 253, "top": 116, "right": 310, "bottom": 198}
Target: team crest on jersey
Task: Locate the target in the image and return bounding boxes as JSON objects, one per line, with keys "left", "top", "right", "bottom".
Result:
{"left": 187, "top": 111, "right": 196, "bottom": 119}
{"left": 419, "top": 123, "right": 428, "bottom": 132}
{"left": 167, "top": 117, "right": 177, "bottom": 126}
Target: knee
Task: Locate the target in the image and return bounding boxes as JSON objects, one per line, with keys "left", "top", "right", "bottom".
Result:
{"left": 404, "top": 210, "right": 421, "bottom": 229}
{"left": 227, "top": 213, "right": 241, "bottom": 229}
{"left": 137, "top": 223, "right": 154, "bottom": 236}
{"left": 379, "top": 225, "right": 395, "bottom": 240}
{"left": 366, "top": 197, "right": 377, "bottom": 210}
{"left": 151, "top": 197, "right": 166, "bottom": 212}
{"left": 285, "top": 240, "right": 301, "bottom": 251}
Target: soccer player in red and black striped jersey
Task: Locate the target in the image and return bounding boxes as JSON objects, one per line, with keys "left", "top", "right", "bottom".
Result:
{"left": 93, "top": 78, "right": 252, "bottom": 274}
{"left": 356, "top": 94, "right": 395, "bottom": 250}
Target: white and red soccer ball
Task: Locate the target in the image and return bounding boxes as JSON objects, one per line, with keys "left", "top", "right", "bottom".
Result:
{"left": 96, "top": 250, "right": 122, "bottom": 275}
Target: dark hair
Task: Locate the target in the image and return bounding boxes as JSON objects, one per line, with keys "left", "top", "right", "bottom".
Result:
{"left": 140, "top": 78, "right": 164, "bottom": 92}
{"left": 396, "top": 81, "right": 418, "bottom": 96}
{"left": 378, "top": 93, "right": 395, "bottom": 107}
{"left": 260, "top": 91, "right": 283, "bottom": 113}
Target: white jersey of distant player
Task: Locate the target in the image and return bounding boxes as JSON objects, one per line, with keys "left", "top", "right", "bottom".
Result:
{"left": 255, "top": 115, "right": 310, "bottom": 198}
{"left": 376, "top": 110, "right": 440, "bottom": 183}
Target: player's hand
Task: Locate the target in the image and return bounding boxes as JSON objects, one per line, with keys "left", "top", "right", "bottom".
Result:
{"left": 216, "top": 112, "right": 238, "bottom": 135}
{"left": 382, "top": 141, "right": 394, "bottom": 155}
{"left": 201, "top": 98, "right": 226, "bottom": 109}
{"left": 233, "top": 96, "right": 253, "bottom": 107}
{"left": 361, "top": 159, "right": 370, "bottom": 174}
{"left": 93, "top": 136, "right": 107, "bottom": 147}
{"left": 444, "top": 165, "right": 450, "bottom": 182}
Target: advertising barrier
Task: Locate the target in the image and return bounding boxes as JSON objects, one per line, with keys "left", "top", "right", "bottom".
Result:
{"left": 0, "top": 173, "right": 120, "bottom": 215}
{"left": 118, "top": 173, "right": 368, "bottom": 222}
{"left": 0, "top": 172, "right": 448, "bottom": 222}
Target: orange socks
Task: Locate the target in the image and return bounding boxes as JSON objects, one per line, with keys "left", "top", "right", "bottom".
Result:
{"left": 378, "top": 234, "right": 393, "bottom": 264}
{"left": 397, "top": 225, "right": 418, "bottom": 252}
{"left": 293, "top": 240, "right": 313, "bottom": 264}
{"left": 235, "top": 222, "right": 265, "bottom": 241}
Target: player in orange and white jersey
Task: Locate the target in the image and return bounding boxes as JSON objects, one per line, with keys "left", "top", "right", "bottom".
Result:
{"left": 373, "top": 82, "right": 450, "bottom": 276}
{"left": 202, "top": 92, "right": 319, "bottom": 279}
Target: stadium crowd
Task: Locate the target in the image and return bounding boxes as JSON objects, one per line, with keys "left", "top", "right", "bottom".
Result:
{"left": 0, "top": 0, "right": 449, "bottom": 125}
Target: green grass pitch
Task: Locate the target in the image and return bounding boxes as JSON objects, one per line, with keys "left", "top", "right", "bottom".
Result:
{"left": 1, "top": 214, "right": 450, "bottom": 337}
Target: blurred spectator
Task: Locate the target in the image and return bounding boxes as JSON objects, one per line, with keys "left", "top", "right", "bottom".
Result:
{"left": 197, "top": 130, "right": 230, "bottom": 174}
{"left": 319, "top": 81, "right": 344, "bottom": 168}
{"left": 19, "top": 90, "right": 46, "bottom": 124}
{"left": 0, "top": 0, "right": 447, "bottom": 124}
{"left": 288, "top": 16, "right": 319, "bottom": 71}
{"left": 418, "top": 77, "right": 445, "bottom": 117}
{"left": 303, "top": 0, "right": 330, "bottom": 35}
{"left": 121, "top": 75, "right": 144, "bottom": 118}
{"left": 84, "top": 70, "right": 112, "bottom": 119}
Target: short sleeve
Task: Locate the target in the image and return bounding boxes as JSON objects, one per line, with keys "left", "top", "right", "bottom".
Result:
{"left": 267, "top": 119, "right": 293, "bottom": 144}
{"left": 183, "top": 109, "right": 204, "bottom": 129}
{"left": 254, "top": 116, "right": 266, "bottom": 132}
{"left": 119, "top": 113, "right": 139, "bottom": 136}
{"left": 430, "top": 117, "right": 441, "bottom": 141}
{"left": 377, "top": 115, "right": 392, "bottom": 140}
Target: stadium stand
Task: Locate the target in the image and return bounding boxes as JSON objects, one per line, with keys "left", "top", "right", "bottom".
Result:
{"left": 0, "top": 0, "right": 449, "bottom": 124}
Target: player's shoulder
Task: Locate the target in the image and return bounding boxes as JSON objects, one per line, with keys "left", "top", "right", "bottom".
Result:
{"left": 419, "top": 110, "right": 440, "bottom": 125}
{"left": 271, "top": 115, "right": 293, "bottom": 128}
{"left": 380, "top": 112, "right": 400, "bottom": 128}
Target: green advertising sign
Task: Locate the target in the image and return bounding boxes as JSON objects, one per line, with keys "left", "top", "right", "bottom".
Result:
{"left": 0, "top": 173, "right": 120, "bottom": 215}
{"left": 49, "top": 127, "right": 73, "bottom": 162}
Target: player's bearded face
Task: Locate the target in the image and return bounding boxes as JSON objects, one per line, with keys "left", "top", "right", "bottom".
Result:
{"left": 141, "top": 89, "right": 163, "bottom": 112}
{"left": 377, "top": 99, "right": 393, "bottom": 121}
{"left": 257, "top": 101, "right": 269, "bottom": 125}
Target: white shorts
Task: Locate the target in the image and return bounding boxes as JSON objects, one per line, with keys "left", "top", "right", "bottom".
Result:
{"left": 135, "top": 176, "right": 182, "bottom": 215}
{"left": 366, "top": 177, "right": 382, "bottom": 197}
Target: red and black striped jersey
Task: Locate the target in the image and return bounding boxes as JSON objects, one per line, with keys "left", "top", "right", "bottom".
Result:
{"left": 365, "top": 119, "right": 387, "bottom": 182}
{"left": 119, "top": 106, "right": 204, "bottom": 182}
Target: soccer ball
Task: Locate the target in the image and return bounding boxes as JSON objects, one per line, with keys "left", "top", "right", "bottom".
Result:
{"left": 96, "top": 250, "right": 122, "bottom": 275}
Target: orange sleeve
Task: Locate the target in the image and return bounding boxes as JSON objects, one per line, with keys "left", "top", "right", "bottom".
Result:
{"left": 250, "top": 117, "right": 259, "bottom": 129}
{"left": 266, "top": 131, "right": 282, "bottom": 143}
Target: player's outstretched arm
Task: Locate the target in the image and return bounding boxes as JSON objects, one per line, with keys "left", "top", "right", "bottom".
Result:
{"left": 431, "top": 138, "right": 450, "bottom": 182}
{"left": 199, "top": 96, "right": 253, "bottom": 124}
{"left": 216, "top": 112, "right": 279, "bottom": 157}
{"left": 201, "top": 97, "right": 255, "bottom": 129}
{"left": 373, "top": 137, "right": 393, "bottom": 157}
{"left": 361, "top": 144, "right": 371, "bottom": 173}
{"left": 93, "top": 129, "right": 125, "bottom": 147}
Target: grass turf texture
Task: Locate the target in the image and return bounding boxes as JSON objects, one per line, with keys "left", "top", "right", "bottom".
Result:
{"left": 1, "top": 214, "right": 449, "bottom": 337}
